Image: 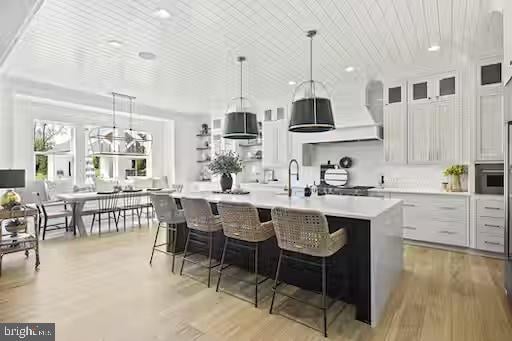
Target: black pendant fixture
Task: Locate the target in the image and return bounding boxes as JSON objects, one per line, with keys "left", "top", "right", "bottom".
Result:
{"left": 223, "top": 56, "right": 258, "bottom": 140}
{"left": 289, "top": 30, "right": 335, "bottom": 133}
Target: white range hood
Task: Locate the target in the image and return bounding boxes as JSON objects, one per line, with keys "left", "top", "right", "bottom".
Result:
{"left": 297, "top": 124, "right": 383, "bottom": 144}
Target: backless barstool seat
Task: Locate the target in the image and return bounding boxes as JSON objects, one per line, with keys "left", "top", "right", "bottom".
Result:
{"left": 149, "top": 193, "right": 185, "bottom": 272}
{"left": 269, "top": 206, "right": 347, "bottom": 338}
{"left": 180, "top": 197, "right": 223, "bottom": 287}
{"left": 216, "top": 201, "right": 275, "bottom": 307}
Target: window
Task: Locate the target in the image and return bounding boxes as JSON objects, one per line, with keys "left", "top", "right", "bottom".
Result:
{"left": 481, "top": 63, "right": 502, "bottom": 85}
{"left": 412, "top": 82, "right": 428, "bottom": 100}
{"left": 439, "top": 77, "right": 456, "bottom": 96}
{"left": 388, "top": 86, "right": 401, "bottom": 104}
{"left": 125, "top": 159, "right": 147, "bottom": 177}
{"left": 33, "top": 121, "right": 74, "bottom": 181}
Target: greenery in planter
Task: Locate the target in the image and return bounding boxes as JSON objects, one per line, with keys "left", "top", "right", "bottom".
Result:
{"left": 208, "top": 150, "right": 243, "bottom": 175}
{"left": 443, "top": 165, "right": 466, "bottom": 176}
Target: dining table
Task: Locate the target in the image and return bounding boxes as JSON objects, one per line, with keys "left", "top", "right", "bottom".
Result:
{"left": 56, "top": 189, "right": 175, "bottom": 237}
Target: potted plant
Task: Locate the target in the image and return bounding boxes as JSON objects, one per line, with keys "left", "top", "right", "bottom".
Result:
{"left": 443, "top": 165, "right": 466, "bottom": 192}
{"left": 208, "top": 151, "right": 243, "bottom": 192}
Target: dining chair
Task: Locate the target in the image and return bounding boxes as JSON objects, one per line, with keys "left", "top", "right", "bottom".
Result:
{"left": 90, "top": 192, "right": 120, "bottom": 236}
{"left": 35, "top": 192, "right": 73, "bottom": 240}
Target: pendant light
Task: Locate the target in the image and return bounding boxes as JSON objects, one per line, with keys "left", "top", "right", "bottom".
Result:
{"left": 223, "top": 56, "right": 258, "bottom": 139}
{"left": 289, "top": 30, "right": 335, "bottom": 132}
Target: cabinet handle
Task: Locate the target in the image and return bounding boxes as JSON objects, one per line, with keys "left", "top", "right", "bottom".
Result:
{"left": 484, "top": 206, "right": 502, "bottom": 210}
{"left": 403, "top": 226, "right": 417, "bottom": 230}
{"left": 439, "top": 230, "right": 457, "bottom": 235}
{"left": 439, "top": 206, "right": 456, "bottom": 210}
{"left": 484, "top": 224, "right": 502, "bottom": 228}
{"left": 484, "top": 241, "right": 502, "bottom": 246}
{"left": 402, "top": 203, "right": 416, "bottom": 207}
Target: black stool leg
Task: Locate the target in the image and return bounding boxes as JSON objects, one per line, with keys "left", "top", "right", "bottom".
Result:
{"left": 322, "top": 257, "right": 327, "bottom": 338}
{"left": 216, "top": 237, "right": 229, "bottom": 292}
{"left": 254, "top": 242, "right": 259, "bottom": 308}
{"left": 179, "top": 229, "right": 191, "bottom": 276}
{"left": 171, "top": 224, "right": 177, "bottom": 273}
{"left": 207, "top": 231, "right": 213, "bottom": 288}
{"left": 149, "top": 222, "right": 161, "bottom": 265}
{"left": 269, "top": 249, "right": 283, "bottom": 314}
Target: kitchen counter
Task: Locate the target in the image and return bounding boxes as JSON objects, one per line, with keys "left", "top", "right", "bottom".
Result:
{"left": 172, "top": 190, "right": 403, "bottom": 327}
{"left": 369, "top": 187, "right": 471, "bottom": 196}
{"left": 173, "top": 190, "right": 402, "bottom": 220}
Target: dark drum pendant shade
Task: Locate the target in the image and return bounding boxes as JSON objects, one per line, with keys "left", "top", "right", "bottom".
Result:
{"left": 289, "top": 30, "right": 335, "bottom": 133}
{"left": 223, "top": 56, "right": 259, "bottom": 140}
{"left": 223, "top": 111, "right": 258, "bottom": 139}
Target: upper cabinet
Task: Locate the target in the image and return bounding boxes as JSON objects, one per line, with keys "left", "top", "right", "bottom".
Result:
{"left": 504, "top": 1, "right": 512, "bottom": 85}
{"left": 263, "top": 119, "right": 289, "bottom": 167}
{"left": 407, "top": 72, "right": 462, "bottom": 164}
{"left": 383, "top": 82, "right": 407, "bottom": 163}
{"left": 476, "top": 59, "right": 504, "bottom": 161}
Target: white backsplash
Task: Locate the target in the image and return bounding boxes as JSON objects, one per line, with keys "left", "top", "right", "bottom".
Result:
{"left": 273, "top": 140, "right": 462, "bottom": 190}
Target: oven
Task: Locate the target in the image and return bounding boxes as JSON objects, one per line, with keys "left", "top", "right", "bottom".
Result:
{"left": 475, "top": 163, "right": 504, "bottom": 195}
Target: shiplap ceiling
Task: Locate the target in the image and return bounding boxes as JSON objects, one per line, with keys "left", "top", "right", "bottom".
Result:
{"left": 1, "top": 0, "right": 501, "bottom": 114}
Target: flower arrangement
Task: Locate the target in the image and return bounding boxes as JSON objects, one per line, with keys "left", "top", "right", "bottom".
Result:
{"left": 443, "top": 165, "right": 466, "bottom": 192}
{"left": 443, "top": 165, "right": 466, "bottom": 176}
{"left": 208, "top": 151, "right": 243, "bottom": 175}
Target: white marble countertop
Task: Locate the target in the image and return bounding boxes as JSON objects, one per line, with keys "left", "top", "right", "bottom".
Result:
{"left": 172, "top": 190, "right": 402, "bottom": 220}
{"left": 369, "top": 187, "right": 470, "bottom": 196}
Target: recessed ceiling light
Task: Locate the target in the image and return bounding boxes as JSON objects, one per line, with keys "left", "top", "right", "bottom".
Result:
{"left": 288, "top": 81, "right": 296, "bottom": 85}
{"left": 153, "top": 8, "right": 171, "bottom": 19}
{"left": 428, "top": 44, "right": 440, "bottom": 52}
{"left": 345, "top": 66, "right": 355, "bottom": 72}
{"left": 107, "top": 40, "right": 123, "bottom": 48}
{"left": 138, "top": 51, "right": 156, "bottom": 60}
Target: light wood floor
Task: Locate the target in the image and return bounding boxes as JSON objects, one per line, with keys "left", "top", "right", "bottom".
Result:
{"left": 1, "top": 225, "right": 511, "bottom": 341}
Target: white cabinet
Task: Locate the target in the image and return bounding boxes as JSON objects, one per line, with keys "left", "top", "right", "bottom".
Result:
{"left": 391, "top": 193, "right": 468, "bottom": 247}
{"left": 475, "top": 198, "right": 504, "bottom": 253}
{"left": 476, "top": 59, "right": 504, "bottom": 161}
{"left": 504, "top": 0, "right": 512, "bottom": 85}
{"left": 407, "top": 72, "right": 460, "bottom": 163}
{"left": 408, "top": 98, "right": 460, "bottom": 163}
{"left": 383, "top": 82, "right": 407, "bottom": 163}
{"left": 263, "top": 120, "right": 288, "bottom": 167}
{"left": 476, "top": 87, "right": 503, "bottom": 161}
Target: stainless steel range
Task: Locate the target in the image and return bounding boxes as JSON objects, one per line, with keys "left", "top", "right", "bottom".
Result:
{"left": 318, "top": 162, "right": 374, "bottom": 196}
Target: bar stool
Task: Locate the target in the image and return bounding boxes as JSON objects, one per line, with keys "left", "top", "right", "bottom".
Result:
{"left": 216, "top": 201, "right": 275, "bottom": 307}
{"left": 179, "top": 197, "right": 223, "bottom": 287}
{"left": 269, "top": 206, "right": 347, "bottom": 338}
{"left": 149, "top": 193, "right": 185, "bottom": 272}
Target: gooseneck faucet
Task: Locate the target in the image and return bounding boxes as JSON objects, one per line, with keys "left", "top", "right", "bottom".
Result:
{"left": 288, "top": 159, "right": 300, "bottom": 197}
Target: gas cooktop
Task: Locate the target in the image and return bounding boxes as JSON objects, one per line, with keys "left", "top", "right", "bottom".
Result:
{"left": 317, "top": 185, "right": 375, "bottom": 196}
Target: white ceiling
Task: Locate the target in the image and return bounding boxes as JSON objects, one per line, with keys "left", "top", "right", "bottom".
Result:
{"left": 0, "top": 0, "right": 502, "bottom": 114}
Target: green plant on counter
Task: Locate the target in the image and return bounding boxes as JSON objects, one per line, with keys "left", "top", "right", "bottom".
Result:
{"left": 208, "top": 150, "right": 243, "bottom": 175}
{"left": 443, "top": 165, "right": 466, "bottom": 176}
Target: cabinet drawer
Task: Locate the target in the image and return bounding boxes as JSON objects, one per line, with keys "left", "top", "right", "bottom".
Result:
{"left": 431, "top": 228, "right": 467, "bottom": 247}
{"left": 476, "top": 233, "right": 505, "bottom": 253}
{"left": 477, "top": 199, "right": 504, "bottom": 218}
{"left": 477, "top": 216, "right": 504, "bottom": 234}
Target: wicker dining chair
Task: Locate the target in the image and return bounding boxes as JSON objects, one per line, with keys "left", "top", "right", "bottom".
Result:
{"left": 216, "top": 201, "right": 274, "bottom": 307}
{"left": 269, "top": 206, "right": 347, "bottom": 338}
{"left": 149, "top": 194, "right": 185, "bottom": 272}
{"left": 90, "top": 192, "right": 120, "bottom": 236}
{"left": 179, "top": 197, "right": 223, "bottom": 287}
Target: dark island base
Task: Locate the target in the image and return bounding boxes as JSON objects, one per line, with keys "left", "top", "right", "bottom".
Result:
{"left": 171, "top": 201, "right": 372, "bottom": 325}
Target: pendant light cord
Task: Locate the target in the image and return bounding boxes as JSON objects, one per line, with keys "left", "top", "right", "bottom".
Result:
{"left": 112, "top": 92, "right": 116, "bottom": 128}
{"left": 129, "top": 97, "right": 133, "bottom": 131}
{"left": 240, "top": 58, "right": 243, "bottom": 110}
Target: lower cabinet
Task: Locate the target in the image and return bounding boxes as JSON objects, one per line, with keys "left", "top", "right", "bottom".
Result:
{"left": 390, "top": 193, "right": 469, "bottom": 247}
{"left": 475, "top": 198, "right": 504, "bottom": 253}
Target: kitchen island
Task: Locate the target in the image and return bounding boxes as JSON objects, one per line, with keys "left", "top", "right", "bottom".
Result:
{"left": 172, "top": 191, "right": 403, "bottom": 327}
